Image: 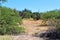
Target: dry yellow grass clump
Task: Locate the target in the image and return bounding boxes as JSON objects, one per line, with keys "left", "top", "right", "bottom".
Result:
{"left": 0, "top": 35, "right": 12, "bottom": 40}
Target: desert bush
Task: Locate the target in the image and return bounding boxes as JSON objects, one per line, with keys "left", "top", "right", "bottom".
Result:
{"left": 19, "top": 9, "right": 32, "bottom": 19}
{"left": 32, "top": 12, "right": 40, "bottom": 20}
{"left": 53, "top": 19, "right": 60, "bottom": 30}
{"left": 39, "top": 19, "right": 60, "bottom": 40}
{"left": 0, "top": 6, "right": 25, "bottom": 35}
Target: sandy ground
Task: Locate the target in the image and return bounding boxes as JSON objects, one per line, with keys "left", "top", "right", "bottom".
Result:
{"left": 12, "top": 19, "right": 54, "bottom": 40}
{"left": 12, "top": 34, "right": 44, "bottom": 40}
{"left": 22, "top": 19, "right": 52, "bottom": 34}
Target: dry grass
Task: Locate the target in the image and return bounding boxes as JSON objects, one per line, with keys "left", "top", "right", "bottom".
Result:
{"left": 0, "top": 35, "right": 12, "bottom": 40}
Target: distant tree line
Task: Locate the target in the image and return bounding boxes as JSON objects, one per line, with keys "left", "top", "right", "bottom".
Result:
{"left": 19, "top": 9, "right": 60, "bottom": 20}
{"left": 19, "top": 9, "right": 41, "bottom": 20}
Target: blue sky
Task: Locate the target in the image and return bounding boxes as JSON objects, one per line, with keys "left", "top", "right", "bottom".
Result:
{"left": 2, "top": 0, "right": 60, "bottom": 12}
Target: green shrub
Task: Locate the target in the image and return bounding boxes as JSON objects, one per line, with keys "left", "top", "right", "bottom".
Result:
{"left": 32, "top": 12, "right": 40, "bottom": 20}
{"left": 6, "top": 27, "right": 25, "bottom": 35}
{"left": 0, "top": 6, "right": 24, "bottom": 35}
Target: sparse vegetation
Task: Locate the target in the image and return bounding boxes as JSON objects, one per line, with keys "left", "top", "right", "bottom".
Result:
{"left": 0, "top": 0, "right": 60, "bottom": 40}
{"left": 0, "top": 35, "right": 12, "bottom": 40}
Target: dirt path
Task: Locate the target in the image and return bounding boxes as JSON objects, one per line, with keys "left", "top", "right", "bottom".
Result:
{"left": 13, "top": 19, "right": 54, "bottom": 40}
{"left": 12, "top": 34, "right": 44, "bottom": 40}
{"left": 22, "top": 19, "right": 51, "bottom": 34}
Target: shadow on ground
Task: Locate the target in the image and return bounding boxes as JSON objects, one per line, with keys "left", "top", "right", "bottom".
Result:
{"left": 35, "top": 29, "right": 60, "bottom": 40}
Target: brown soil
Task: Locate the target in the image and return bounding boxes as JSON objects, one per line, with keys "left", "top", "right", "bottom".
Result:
{"left": 21, "top": 19, "right": 53, "bottom": 34}
{"left": 13, "top": 19, "right": 55, "bottom": 40}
